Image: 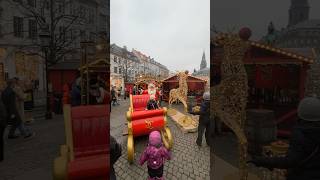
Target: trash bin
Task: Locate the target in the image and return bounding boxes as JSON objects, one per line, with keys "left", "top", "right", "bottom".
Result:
{"left": 53, "top": 92, "right": 63, "bottom": 114}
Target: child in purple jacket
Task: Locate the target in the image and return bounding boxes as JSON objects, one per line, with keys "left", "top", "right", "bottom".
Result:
{"left": 139, "top": 131, "right": 171, "bottom": 180}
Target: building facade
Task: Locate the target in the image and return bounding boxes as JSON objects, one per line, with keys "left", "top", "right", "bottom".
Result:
{"left": 132, "top": 49, "right": 169, "bottom": 79}
{"left": 261, "top": 0, "right": 320, "bottom": 49}
{"left": 192, "top": 51, "right": 210, "bottom": 77}
{"left": 110, "top": 44, "right": 169, "bottom": 88}
{"left": 110, "top": 44, "right": 140, "bottom": 88}
{"left": 0, "top": 0, "right": 108, "bottom": 91}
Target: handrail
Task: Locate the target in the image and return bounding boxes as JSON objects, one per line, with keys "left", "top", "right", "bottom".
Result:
{"left": 276, "top": 109, "right": 297, "bottom": 124}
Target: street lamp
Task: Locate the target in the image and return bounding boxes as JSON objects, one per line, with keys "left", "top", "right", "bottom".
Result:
{"left": 39, "top": 26, "right": 52, "bottom": 119}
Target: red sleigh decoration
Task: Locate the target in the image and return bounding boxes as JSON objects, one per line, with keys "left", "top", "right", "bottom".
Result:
{"left": 126, "top": 94, "right": 173, "bottom": 163}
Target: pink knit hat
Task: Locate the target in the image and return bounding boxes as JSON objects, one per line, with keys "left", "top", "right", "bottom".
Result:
{"left": 149, "top": 131, "right": 162, "bottom": 146}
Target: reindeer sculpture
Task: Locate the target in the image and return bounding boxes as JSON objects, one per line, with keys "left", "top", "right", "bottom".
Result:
{"left": 169, "top": 71, "right": 188, "bottom": 112}
{"left": 211, "top": 30, "right": 251, "bottom": 180}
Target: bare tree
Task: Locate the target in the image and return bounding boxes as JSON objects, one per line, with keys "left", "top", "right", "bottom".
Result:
{"left": 5, "top": 0, "right": 103, "bottom": 66}
{"left": 118, "top": 48, "right": 136, "bottom": 83}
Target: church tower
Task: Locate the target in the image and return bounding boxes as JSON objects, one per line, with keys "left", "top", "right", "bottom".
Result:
{"left": 200, "top": 51, "right": 207, "bottom": 70}
{"left": 288, "top": 0, "right": 309, "bottom": 27}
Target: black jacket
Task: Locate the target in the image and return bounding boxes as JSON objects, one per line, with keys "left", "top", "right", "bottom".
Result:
{"left": 110, "top": 136, "right": 122, "bottom": 180}
{"left": 252, "top": 120, "right": 320, "bottom": 180}
{"left": 147, "top": 100, "right": 159, "bottom": 110}
{"left": 192, "top": 100, "right": 210, "bottom": 123}
{"left": 0, "top": 95, "right": 7, "bottom": 127}
{"left": 1, "top": 86, "right": 19, "bottom": 119}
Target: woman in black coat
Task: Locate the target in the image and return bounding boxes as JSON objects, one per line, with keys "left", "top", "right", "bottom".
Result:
{"left": 110, "top": 136, "right": 122, "bottom": 180}
{"left": 0, "top": 94, "right": 7, "bottom": 161}
{"left": 249, "top": 97, "right": 320, "bottom": 180}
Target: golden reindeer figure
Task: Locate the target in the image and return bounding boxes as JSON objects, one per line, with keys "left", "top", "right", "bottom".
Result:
{"left": 211, "top": 32, "right": 251, "bottom": 180}
{"left": 169, "top": 71, "right": 188, "bottom": 112}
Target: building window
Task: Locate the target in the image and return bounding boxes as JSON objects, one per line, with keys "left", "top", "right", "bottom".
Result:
{"left": 28, "top": 20, "right": 37, "bottom": 39}
{"left": 13, "top": 16, "right": 24, "bottom": 38}
{"left": 80, "top": 30, "right": 86, "bottom": 41}
{"left": 90, "top": 32, "right": 95, "bottom": 42}
{"left": 114, "top": 56, "right": 117, "bottom": 62}
{"left": 114, "top": 67, "right": 117, "bottom": 73}
{"left": 59, "top": 26, "right": 66, "bottom": 41}
{"left": 13, "top": 0, "right": 22, "bottom": 4}
{"left": 28, "top": 0, "right": 36, "bottom": 7}
{"left": 88, "top": 10, "right": 95, "bottom": 24}
{"left": 119, "top": 68, "right": 122, "bottom": 74}
{"left": 58, "top": 3, "right": 65, "bottom": 14}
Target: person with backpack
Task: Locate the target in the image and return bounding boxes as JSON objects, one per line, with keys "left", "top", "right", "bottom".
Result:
{"left": 110, "top": 136, "right": 122, "bottom": 180}
{"left": 146, "top": 95, "right": 159, "bottom": 110}
{"left": 0, "top": 93, "right": 7, "bottom": 161}
{"left": 191, "top": 91, "right": 212, "bottom": 147}
{"left": 248, "top": 97, "right": 320, "bottom": 180}
{"left": 139, "top": 131, "right": 171, "bottom": 180}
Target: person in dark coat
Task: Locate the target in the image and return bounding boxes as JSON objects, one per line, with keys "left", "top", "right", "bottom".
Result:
{"left": 147, "top": 95, "right": 159, "bottom": 110}
{"left": 0, "top": 94, "right": 7, "bottom": 161}
{"left": 248, "top": 97, "right": 320, "bottom": 180}
{"left": 111, "top": 86, "right": 117, "bottom": 106}
{"left": 1, "top": 79, "right": 30, "bottom": 139}
{"left": 191, "top": 91, "right": 212, "bottom": 147}
{"left": 70, "top": 78, "right": 81, "bottom": 106}
{"left": 110, "top": 136, "right": 122, "bottom": 180}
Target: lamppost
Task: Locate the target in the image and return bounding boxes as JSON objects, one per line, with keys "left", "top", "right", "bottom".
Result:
{"left": 39, "top": 26, "right": 52, "bottom": 119}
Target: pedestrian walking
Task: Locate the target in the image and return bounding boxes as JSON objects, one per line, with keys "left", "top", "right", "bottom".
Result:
{"left": 133, "top": 85, "right": 137, "bottom": 95}
{"left": 96, "top": 83, "right": 107, "bottom": 104}
{"left": 248, "top": 97, "right": 320, "bottom": 180}
{"left": 191, "top": 91, "right": 212, "bottom": 146}
{"left": 139, "top": 131, "right": 171, "bottom": 180}
{"left": 71, "top": 77, "right": 81, "bottom": 106}
{"left": 0, "top": 93, "right": 7, "bottom": 161}
{"left": 111, "top": 86, "right": 118, "bottom": 106}
{"left": 124, "top": 87, "right": 127, "bottom": 100}
{"left": 13, "top": 78, "right": 33, "bottom": 135}
{"left": 110, "top": 136, "right": 122, "bottom": 180}
{"left": 1, "top": 79, "right": 33, "bottom": 139}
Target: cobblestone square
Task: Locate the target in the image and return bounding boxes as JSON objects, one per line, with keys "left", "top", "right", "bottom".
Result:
{"left": 111, "top": 99, "right": 210, "bottom": 180}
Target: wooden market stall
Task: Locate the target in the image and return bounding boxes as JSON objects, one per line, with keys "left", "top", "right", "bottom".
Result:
{"left": 53, "top": 40, "right": 110, "bottom": 180}
{"left": 162, "top": 74, "right": 207, "bottom": 103}
{"left": 78, "top": 41, "right": 110, "bottom": 105}
{"left": 135, "top": 74, "right": 162, "bottom": 90}
{"left": 212, "top": 37, "right": 316, "bottom": 137}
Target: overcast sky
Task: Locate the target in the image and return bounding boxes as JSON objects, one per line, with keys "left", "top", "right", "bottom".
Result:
{"left": 111, "top": 0, "right": 210, "bottom": 72}
{"left": 212, "top": 0, "right": 320, "bottom": 40}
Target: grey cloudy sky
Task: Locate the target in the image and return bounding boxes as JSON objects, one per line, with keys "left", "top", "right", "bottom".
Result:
{"left": 212, "top": 0, "right": 320, "bottom": 40}
{"left": 111, "top": 0, "right": 210, "bottom": 72}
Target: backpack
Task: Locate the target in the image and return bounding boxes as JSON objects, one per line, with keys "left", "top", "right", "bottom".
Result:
{"left": 147, "top": 147, "right": 164, "bottom": 169}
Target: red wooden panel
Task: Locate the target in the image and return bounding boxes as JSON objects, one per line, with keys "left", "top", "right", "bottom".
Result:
{"left": 132, "top": 117, "right": 164, "bottom": 137}
{"left": 71, "top": 105, "right": 109, "bottom": 158}
{"left": 68, "top": 155, "right": 109, "bottom": 179}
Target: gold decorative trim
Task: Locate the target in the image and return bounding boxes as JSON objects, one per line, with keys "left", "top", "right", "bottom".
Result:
{"left": 128, "top": 121, "right": 133, "bottom": 135}
{"left": 163, "top": 107, "right": 167, "bottom": 116}
{"left": 127, "top": 134, "right": 134, "bottom": 163}
{"left": 126, "top": 111, "right": 132, "bottom": 122}
{"left": 130, "top": 94, "right": 133, "bottom": 113}
{"left": 214, "top": 33, "right": 315, "bottom": 63}
{"left": 161, "top": 127, "right": 173, "bottom": 150}
{"left": 63, "top": 105, "right": 74, "bottom": 161}
{"left": 164, "top": 115, "right": 168, "bottom": 126}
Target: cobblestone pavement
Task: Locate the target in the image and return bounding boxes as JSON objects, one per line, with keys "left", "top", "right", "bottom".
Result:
{"left": 111, "top": 99, "right": 210, "bottom": 180}
{"left": 0, "top": 114, "right": 65, "bottom": 180}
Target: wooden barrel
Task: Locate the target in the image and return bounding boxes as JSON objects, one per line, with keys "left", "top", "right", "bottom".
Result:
{"left": 245, "top": 109, "right": 277, "bottom": 155}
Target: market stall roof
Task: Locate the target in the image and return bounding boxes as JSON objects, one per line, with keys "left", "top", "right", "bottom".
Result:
{"left": 162, "top": 74, "right": 207, "bottom": 83}
{"left": 78, "top": 58, "right": 109, "bottom": 73}
{"left": 212, "top": 33, "right": 315, "bottom": 64}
